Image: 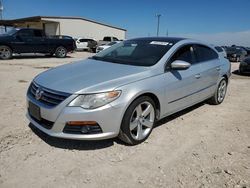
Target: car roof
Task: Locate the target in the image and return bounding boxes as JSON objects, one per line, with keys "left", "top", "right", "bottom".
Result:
{"left": 129, "top": 37, "right": 185, "bottom": 43}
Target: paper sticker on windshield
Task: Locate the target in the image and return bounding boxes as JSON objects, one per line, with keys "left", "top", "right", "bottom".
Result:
{"left": 150, "top": 41, "right": 171, "bottom": 46}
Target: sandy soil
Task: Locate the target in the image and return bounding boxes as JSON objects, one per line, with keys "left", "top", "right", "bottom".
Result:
{"left": 0, "top": 53, "right": 249, "bottom": 188}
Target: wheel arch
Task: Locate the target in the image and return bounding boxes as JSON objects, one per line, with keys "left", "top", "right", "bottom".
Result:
{"left": 123, "top": 92, "right": 161, "bottom": 121}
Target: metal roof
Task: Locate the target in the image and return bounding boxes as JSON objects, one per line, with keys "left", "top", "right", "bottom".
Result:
{"left": 0, "top": 16, "right": 127, "bottom": 31}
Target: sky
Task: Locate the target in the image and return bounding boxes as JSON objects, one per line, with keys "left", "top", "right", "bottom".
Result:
{"left": 1, "top": 0, "right": 250, "bottom": 46}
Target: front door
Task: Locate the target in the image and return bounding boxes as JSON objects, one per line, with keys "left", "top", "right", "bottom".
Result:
{"left": 163, "top": 44, "right": 204, "bottom": 116}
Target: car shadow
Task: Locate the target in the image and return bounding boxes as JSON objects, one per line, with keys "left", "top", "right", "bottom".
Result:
{"left": 155, "top": 102, "right": 206, "bottom": 128}
{"left": 12, "top": 54, "right": 73, "bottom": 59}
{"left": 28, "top": 123, "right": 120, "bottom": 150}
{"left": 232, "top": 70, "right": 250, "bottom": 76}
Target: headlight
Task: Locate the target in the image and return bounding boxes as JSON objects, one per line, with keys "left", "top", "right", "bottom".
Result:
{"left": 68, "top": 91, "right": 121, "bottom": 109}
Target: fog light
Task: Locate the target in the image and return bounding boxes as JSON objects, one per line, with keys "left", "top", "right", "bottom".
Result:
{"left": 81, "top": 126, "right": 91, "bottom": 134}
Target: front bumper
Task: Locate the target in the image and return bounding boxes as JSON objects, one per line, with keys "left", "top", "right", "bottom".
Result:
{"left": 26, "top": 95, "right": 124, "bottom": 140}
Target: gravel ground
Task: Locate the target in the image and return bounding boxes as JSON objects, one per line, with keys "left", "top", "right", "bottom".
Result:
{"left": 0, "top": 52, "right": 249, "bottom": 188}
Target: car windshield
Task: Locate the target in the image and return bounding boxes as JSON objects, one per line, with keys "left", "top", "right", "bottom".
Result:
{"left": 91, "top": 39, "right": 174, "bottom": 66}
{"left": 0, "top": 28, "right": 18, "bottom": 36}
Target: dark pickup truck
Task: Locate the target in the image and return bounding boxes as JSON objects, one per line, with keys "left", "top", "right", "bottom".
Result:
{"left": 0, "top": 28, "right": 76, "bottom": 59}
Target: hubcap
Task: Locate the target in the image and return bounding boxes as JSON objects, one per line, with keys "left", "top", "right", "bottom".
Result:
{"left": 0, "top": 47, "right": 11, "bottom": 59}
{"left": 218, "top": 80, "right": 227, "bottom": 103}
{"left": 129, "top": 101, "right": 155, "bottom": 141}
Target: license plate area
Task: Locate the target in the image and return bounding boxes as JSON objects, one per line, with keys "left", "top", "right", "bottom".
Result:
{"left": 28, "top": 102, "right": 41, "bottom": 121}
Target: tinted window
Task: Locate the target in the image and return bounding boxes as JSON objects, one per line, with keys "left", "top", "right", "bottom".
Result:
{"left": 17, "top": 30, "right": 34, "bottom": 37}
{"left": 169, "top": 45, "right": 195, "bottom": 64}
{"left": 195, "top": 45, "right": 218, "bottom": 62}
{"left": 103, "top": 37, "right": 111, "bottom": 41}
{"left": 113, "top": 37, "right": 119, "bottom": 41}
{"left": 79, "top": 39, "right": 88, "bottom": 42}
{"left": 33, "top": 30, "right": 43, "bottom": 37}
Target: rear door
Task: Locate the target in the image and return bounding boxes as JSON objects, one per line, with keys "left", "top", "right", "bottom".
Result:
{"left": 193, "top": 44, "right": 220, "bottom": 100}
{"left": 164, "top": 44, "right": 204, "bottom": 115}
{"left": 14, "top": 29, "right": 47, "bottom": 53}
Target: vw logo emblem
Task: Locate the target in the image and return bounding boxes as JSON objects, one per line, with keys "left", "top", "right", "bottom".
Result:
{"left": 35, "top": 88, "right": 44, "bottom": 100}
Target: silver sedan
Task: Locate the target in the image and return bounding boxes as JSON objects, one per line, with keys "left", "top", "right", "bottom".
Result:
{"left": 26, "top": 37, "right": 231, "bottom": 145}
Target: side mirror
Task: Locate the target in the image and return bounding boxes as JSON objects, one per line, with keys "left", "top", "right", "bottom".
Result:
{"left": 171, "top": 60, "right": 191, "bottom": 70}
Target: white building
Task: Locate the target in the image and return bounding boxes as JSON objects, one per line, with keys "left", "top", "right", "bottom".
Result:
{"left": 0, "top": 16, "right": 126, "bottom": 40}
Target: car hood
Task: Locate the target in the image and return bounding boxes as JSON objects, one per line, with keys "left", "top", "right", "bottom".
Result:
{"left": 34, "top": 59, "right": 153, "bottom": 94}
{"left": 0, "top": 35, "right": 12, "bottom": 41}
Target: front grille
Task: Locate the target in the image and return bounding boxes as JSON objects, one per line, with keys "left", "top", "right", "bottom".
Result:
{"left": 63, "top": 124, "right": 103, "bottom": 135}
{"left": 29, "top": 82, "right": 70, "bottom": 107}
{"left": 29, "top": 112, "right": 54, "bottom": 129}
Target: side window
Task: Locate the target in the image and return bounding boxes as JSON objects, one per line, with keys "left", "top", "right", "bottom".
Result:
{"left": 169, "top": 45, "right": 195, "bottom": 64}
{"left": 79, "top": 39, "right": 88, "bottom": 42}
{"left": 195, "top": 45, "right": 218, "bottom": 62}
{"left": 17, "top": 30, "right": 34, "bottom": 37}
{"left": 113, "top": 37, "right": 119, "bottom": 41}
{"left": 33, "top": 30, "right": 43, "bottom": 38}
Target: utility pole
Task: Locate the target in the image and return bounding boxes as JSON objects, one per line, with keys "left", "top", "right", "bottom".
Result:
{"left": 156, "top": 14, "right": 161, "bottom": 37}
{"left": 0, "top": 0, "right": 3, "bottom": 20}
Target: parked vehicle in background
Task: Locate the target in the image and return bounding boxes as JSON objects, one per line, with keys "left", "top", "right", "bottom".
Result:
{"left": 98, "top": 36, "right": 119, "bottom": 46}
{"left": 50, "top": 35, "right": 73, "bottom": 40}
{"left": 241, "top": 47, "right": 250, "bottom": 56}
{"left": 0, "top": 28, "right": 76, "bottom": 59}
{"left": 226, "top": 47, "right": 247, "bottom": 62}
{"left": 214, "top": 46, "right": 227, "bottom": 58}
{"left": 26, "top": 37, "right": 231, "bottom": 145}
{"left": 239, "top": 56, "right": 250, "bottom": 74}
{"left": 96, "top": 41, "right": 121, "bottom": 53}
{"left": 75, "top": 38, "right": 97, "bottom": 52}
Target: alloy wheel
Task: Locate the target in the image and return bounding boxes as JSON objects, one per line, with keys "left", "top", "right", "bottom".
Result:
{"left": 129, "top": 101, "right": 155, "bottom": 141}
{"left": 217, "top": 79, "right": 227, "bottom": 103}
{"left": 0, "top": 46, "right": 11, "bottom": 59}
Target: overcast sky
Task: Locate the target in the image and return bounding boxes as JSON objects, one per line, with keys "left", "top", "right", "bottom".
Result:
{"left": 2, "top": 0, "right": 250, "bottom": 46}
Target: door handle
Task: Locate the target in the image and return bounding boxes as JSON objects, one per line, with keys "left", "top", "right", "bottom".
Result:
{"left": 195, "top": 74, "right": 201, "bottom": 79}
{"left": 216, "top": 67, "right": 221, "bottom": 71}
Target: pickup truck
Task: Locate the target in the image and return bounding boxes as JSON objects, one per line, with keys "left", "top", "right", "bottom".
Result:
{"left": 98, "top": 36, "right": 120, "bottom": 46}
{"left": 0, "top": 28, "right": 76, "bottom": 59}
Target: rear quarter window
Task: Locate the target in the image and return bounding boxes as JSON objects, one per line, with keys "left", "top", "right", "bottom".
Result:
{"left": 195, "top": 45, "right": 218, "bottom": 62}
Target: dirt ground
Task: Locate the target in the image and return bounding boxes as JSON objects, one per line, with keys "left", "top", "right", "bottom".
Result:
{"left": 0, "top": 52, "right": 249, "bottom": 188}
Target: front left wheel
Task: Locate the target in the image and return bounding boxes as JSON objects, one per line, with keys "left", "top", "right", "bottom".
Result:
{"left": 119, "top": 96, "right": 156, "bottom": 145}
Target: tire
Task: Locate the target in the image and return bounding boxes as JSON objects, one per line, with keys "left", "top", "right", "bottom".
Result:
{"left": 55, "top": 46, "right": 67, "bottom": 58}
{"left": 0, "top": 45, "right": 12, "bottom": 60}
{"left": 207, "top": 78, "right": 227, "bottom": 105}
{"left": 119, "top": 96, "right": 156, "bottom": 145}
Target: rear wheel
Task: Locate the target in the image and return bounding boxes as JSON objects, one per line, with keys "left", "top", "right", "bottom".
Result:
{"left": 55, "top": 46, "right": 67, "bottom": 58}
{"left": 0, "top": 45, "right": 12, "bottom": 60}
{"left": 119, "top": 96, "right": 156, "bottom": 145}
{"left": 208, "top": 78, "right": 227, "bottom": 105}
